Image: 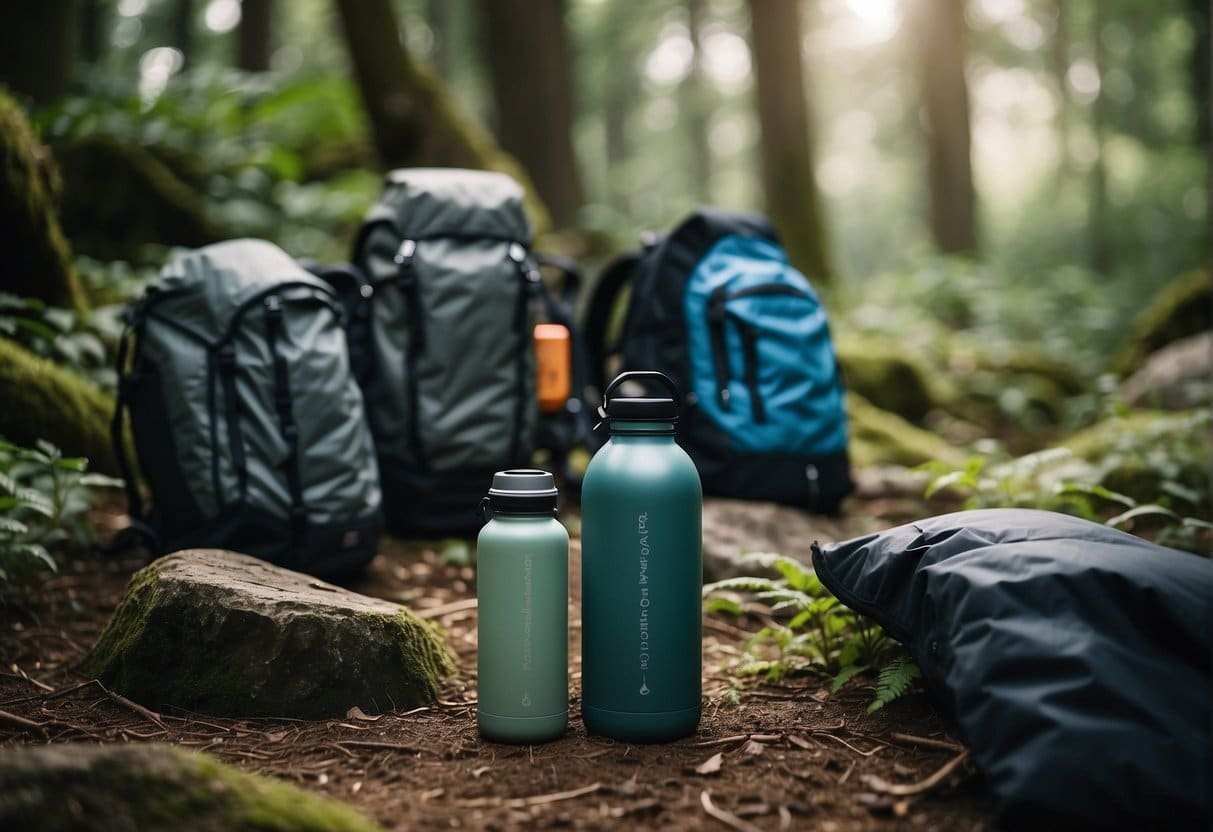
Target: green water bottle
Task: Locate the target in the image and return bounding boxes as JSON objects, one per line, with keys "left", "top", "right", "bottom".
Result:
{"left": 476, "top": 469, "right": 569, "bottom": 743}
{"left": 581, "top": 371, "right": 703, "bottom": 742}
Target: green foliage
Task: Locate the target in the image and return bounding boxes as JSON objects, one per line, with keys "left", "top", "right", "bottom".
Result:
{"left": 0, "top": 437, "right": 121, "bottom": 593}
{"left": 922, "top": 407, "right": 1213, "bottom": 554}
{"left": 0, "top": 294, "right": 117, "bottom": 393}
{"left": 36, "top": 71, "right": 379, "bottom": 262}
{"left": 870, "top": 655, "right": 922, "bottom": 715}
{"left": 703, "top": 553, "right": 920, "bottom": 710}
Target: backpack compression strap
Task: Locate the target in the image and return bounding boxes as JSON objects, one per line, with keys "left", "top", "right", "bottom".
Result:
{"left": 104, "top": 324, "right": 161, "bottom": 555}
{"left": 583, "top": 250, "right": 643, "bottom": 401}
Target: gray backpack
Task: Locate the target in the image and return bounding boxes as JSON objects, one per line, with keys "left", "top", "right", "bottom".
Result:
{"left": 112, "top": 239, "right": 382, "bottom": 577}
{"left": 353, "top": 168, "right": 565, "bottom": 535}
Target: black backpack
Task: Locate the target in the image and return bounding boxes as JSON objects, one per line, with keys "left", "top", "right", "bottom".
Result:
{"left": 351, "top": 168, "right": 586, "bottom": 536}
{"left": 585, "top": 208, "right": 853, "bottom": 512}
{"left": 111, "top": 239, "right": 383, "bottom": 578}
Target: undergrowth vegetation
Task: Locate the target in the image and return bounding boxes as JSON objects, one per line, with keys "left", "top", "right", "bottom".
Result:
{"left": 0, "top": 438, "right": 121, "bottom": 595}
{"left": 703, "top": 554, "right": 920, "bottom": 712}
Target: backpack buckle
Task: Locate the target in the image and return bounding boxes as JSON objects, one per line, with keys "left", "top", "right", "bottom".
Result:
{"left": 217, "top": 344, "right": 237, "bottom": 368}
{"left": 263, "top": 294, "right": 283, "bottom": 320}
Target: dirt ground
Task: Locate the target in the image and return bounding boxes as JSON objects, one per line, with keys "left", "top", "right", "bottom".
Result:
{"left": 0, "top": 495, "right": 994, "bottom": 831}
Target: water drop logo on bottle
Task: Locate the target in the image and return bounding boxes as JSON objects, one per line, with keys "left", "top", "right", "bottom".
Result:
{"left": 581, "top": 371, "right": 703, "bottom": 742}
{"left": 476, "top": 469, "right": 569, "bottom": 743}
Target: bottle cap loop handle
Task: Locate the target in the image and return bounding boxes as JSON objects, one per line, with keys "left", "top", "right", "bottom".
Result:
{"left": 601, "top": 370, "right": 681, "bottom": 408}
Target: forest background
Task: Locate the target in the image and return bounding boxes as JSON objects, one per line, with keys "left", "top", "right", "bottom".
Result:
{"left": 0, "top": 0, "right": 1209, "bottom": 570}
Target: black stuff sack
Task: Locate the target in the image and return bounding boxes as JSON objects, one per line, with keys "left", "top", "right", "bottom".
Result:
{"left": 812, "top": 508, "right": 1212, "bottom": 830}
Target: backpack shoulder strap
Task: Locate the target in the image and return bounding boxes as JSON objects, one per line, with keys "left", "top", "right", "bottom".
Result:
{"left": 583, "top": 249, "right": 644, "bottom": 399}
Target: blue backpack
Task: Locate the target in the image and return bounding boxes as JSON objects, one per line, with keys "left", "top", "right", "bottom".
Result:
{"left": 585, "top": 209, "right": 852, "bottom": 512}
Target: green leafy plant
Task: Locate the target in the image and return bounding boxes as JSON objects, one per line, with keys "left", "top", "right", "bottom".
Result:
{"left": 703, "top": 553, "right": 920, "bottom": 712}
{"left": 0, "top": 438, "right": 122, "bottom": 593}
{"left": 0, "top": 294, "right": 118, "bottom": 393}
{"left": 921, "top": 409, "right": 1213, "bottom": 555}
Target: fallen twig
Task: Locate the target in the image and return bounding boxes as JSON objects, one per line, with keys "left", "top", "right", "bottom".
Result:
{"left": 456, "top": 782, "right": 602, "bottom": 808}
{"left": 336, "top": 740, "right": 431, "bottom": 756}
{"left": 812, "top": 731, "right": 884, "bottom": 757}
{"left": 700, "top": 790, "right": 766, "bottom": 832}
{"left": 860, "top": 750, "right": 971, "bottom": 796}
{"left": 889, "top": 732, "right": 965, "bottom": 753}
{"left": 98, "top": 683, "right": 167, "bottom": 730}
{"left": 0, "top": 708, "right": 47, "bottom": 736}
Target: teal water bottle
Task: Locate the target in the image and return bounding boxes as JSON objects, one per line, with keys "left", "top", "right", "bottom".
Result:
{"left": 476, "top": 469, "right": 569, "bottom": 743}
{"left": 581, "top": 371, "right": 703, "bottom": 742}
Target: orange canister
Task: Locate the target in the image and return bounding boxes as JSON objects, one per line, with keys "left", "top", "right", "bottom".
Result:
{"left": 534, "top": 324, "right": 571, "bottom": 412}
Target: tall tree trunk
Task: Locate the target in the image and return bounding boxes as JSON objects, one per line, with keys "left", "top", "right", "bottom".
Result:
{"left": 1050, "top": 0, "right": 1070, "bottom": 179}
{"left": 907, "top": 0, "right": 977, "bottom": 254}
{"left": 600, "top": 1, "right": 638, "bottom": 213}
{"left": 1190, "top": 0, "right": 1210, "bottom": 151}
{"left": 425, "top": 0, "right": 451, "bottom": 80}
{"left": 332, "top": 0, "right": 550, "bottom": 229}
{"left": 171, "top": 0, "right": 195, "bottom": 60}
{"left": 1090, "top": 7, "right": 1109, "bottom": 275}
{"left": 0, "top": 1, "right": 76, "bottom": 107}
{"left": 80, "top": 0, "right": 106, "bottom": 66}
{"left": 237, "top": 0, "right": 275, "bottom": 72}
{"left": 681, "top": 0, "right": 713, "bottom": 204}
{"left": 478, "top": 0, "right": 584, "bottom": 230}
{"left": 748, "top": 0, "right": 833, "bottom": 281}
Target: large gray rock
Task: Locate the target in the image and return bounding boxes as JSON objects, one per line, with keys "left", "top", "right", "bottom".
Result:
{"left": 1121, "top": 331, "right": 1212, "bottom": 410}
{"left": 702, "top": 497, "right": 870, "bottom": 581}
{"left": 0, "top": 743, "right": 383, "bottom": 832}
{"left": 85, "top": 550, "right": 455, "bottom": 719}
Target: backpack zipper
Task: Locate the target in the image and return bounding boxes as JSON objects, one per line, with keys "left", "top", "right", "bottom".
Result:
{"left": 394, "top": 239, "right": 427, "bottom": 469}
{"left": 705, "top": 283, "right": 815, "bottom": 424}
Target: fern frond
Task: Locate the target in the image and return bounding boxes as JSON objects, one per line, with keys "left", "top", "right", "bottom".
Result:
{"left": 868, "top": 654, "right": 921, "bottom": 713}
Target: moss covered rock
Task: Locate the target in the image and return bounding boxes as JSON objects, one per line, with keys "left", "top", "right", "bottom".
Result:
{"left": 54, "top": 134, "right": 223, "bottom": 263}
{"left": 1115, "top": 269, "right": 1213, "bottom": 376}
{"left": 85, "top": 550, "right": 456, "bottom": 719}
{"left": 835, "top": 334, "right": 940, "bottom": 423}
{"left": 847, "top": 392, "right": 966, "bottom": 469}
{"left": 1063, "top": 409, "right": 1211, "bottom": 506}
{"left": 0, "top": 743, "right": 382, "bottom": 832}
{"left": 0, "top": 88, "right": 87, "bottom": 315}
{"left": 0, "top": 337, "right": 117, "bottom": 474}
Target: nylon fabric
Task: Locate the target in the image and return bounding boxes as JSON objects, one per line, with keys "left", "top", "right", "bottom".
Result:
{"left": 376, "top": 168, "right": 530, "bottom": 241}
{"left": 812, "top": 509, "right": 1212, "bottom": 829}
{"left": 684, "top": 235, "right": 846, "bottom": 454}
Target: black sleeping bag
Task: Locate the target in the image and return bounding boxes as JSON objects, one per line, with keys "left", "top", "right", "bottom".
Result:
{"left": 811, "top": 508, "right": 1212, "bottom": 830}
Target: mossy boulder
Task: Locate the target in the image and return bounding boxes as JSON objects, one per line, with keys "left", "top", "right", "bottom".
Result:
{"left": 0, "top": 743, "right": 382, "bottom": 832}
{"left": 847, "top": 392, "right": 966, "bottom": 469}
{"left": 1062, "top": 409, "right": 1211, "bottom": 506}
{"left": 941, "top": 342, "right": 1085, "bottom": 432}
{"left": 0, "top": 337, "right": 117, "bottom": 474}
{"left": 1115, "top": 269, "right": 1212, "bottom": 377}
{"left": 54, "top": 134, "right": 223, "bottom": 263}
{"left": 1121, "top": 331, "right": 1211, "bottom": 410}
{"left": 0, "top": 88, "right": 87, "bottom": 315}
{"left": 85, "top": 550, "right": 456, "bottom": 719}
{"left": 835, "top": 334, "right": 940, "bottom": 423}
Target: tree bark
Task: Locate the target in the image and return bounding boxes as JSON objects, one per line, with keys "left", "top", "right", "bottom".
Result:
{"left": 0, "top": 89, "right": 88, "bottom": 315}
{"left": 170, "top": 0, "right": 195, "bottom": 60}
{"left": 1050, "top": 0, "right": 1070, "bottom": 178}
{"left": 80, "top": 0, "right": 106, "bottom": 66}
{"left": 681, "top": 0, "right": 713, "bottom": 204}
{"left": 237, "top": 0, "right": 275, "bottom": 72}
{"left": 907, "top": 0, "right": 977, "bottom": 255}
{"left": 1090, "top": 6, "right": 1109, "bottom": 275}
{"left": 0, "top": 1, "right": 76, "bottom": 107}
{"left": 332, "top": 0, "right": 548, "bottom": 229}
{"left": 478, "top": 0, "right": 585, "bottom": 230}
{"left": 748, "top": 0, "right": 834, "bottom": 281}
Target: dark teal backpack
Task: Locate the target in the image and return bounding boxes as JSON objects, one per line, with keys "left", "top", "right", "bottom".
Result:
{"left": 585, "top": 209, "right": 853, "bottom": 512}
{"left": 351, "top": 168, "right": 586, "bottom": 536}
{"left": 112, "top": 239, "right": 383, "bottom": 578}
